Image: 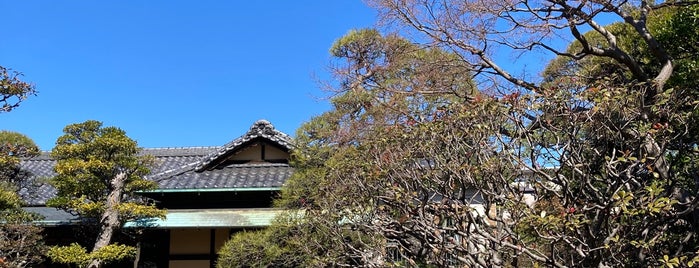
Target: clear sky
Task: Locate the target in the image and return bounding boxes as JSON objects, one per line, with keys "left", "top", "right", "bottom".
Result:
{"left": 1, "top": 1, "right": 378, "bottom": 150}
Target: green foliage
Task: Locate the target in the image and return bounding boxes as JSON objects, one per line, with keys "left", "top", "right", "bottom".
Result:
{"left": 542, "top": 4, "right": 699, "bottom": 102}
{"left": 217, "top": 230, "right": 277, "bottom": 267}
{"left": 47, "top": 243, "right": 89, "bottom": 265}
{"left": 217, "top": 213, "right": 384, "bottom": 268}
{"left": 115, "top": 202, "right": 166, "bottom": 220}
{"left": 0, "top": 131, "right": 39, "bottom": 197}
{"left": 48, "top": 120, "right": 158, "bottom": 219}
{"left": 0, "top": 131, "right": 39, "bottom": 158}
{"left": 0, "top": 184, "right": 23, "bottom": 210}
{"left": 649, "top": 5, "right": 699, "bottom": 88}
{"left": 47, "top": 120, "right": 162, "bottom": 267}
{"left": 47, "top": 243, "right": 134, "bottom": 267}
{"left": 90, "top": 244, "right": 136, "bottom": 264}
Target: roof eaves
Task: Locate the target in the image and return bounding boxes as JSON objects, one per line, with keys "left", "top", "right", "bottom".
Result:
{"left": 124, "top": 208, "right": 285, "bottom": 228}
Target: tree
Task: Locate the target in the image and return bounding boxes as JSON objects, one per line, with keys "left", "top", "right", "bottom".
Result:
{"left": 0, "top": 131, "right": 45, "bottom": 268}
{"left": 218, "top": 29, "right": 478, "bottom": 267}
{"left": 223, "top": 1, "right": 698, "bottom": 267}
{"left": 216, "top": 214, "right": 365, "bottom": 268}
{"left": 0, "top": 66, "right": 36, "bottom": 113}
{"left": 46, "top": 120, "right": 164, "bottom": 268}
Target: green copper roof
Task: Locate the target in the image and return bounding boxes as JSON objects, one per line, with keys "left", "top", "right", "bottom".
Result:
{"left": 125, "top": 208, "right": 282, "bottom": 228}
{"left": 138, "top": 187, "right": 281, "bottom": 193}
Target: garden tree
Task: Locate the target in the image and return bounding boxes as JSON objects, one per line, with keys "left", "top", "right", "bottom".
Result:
{"left": 0, "top": 66, "right": 36, "bottom": 113}
{"left": 0, "top": 131, "right": 40, "bottom": 196}
{"left": 0, "top": 131, "right": 45, "bottom": 268}
{"left": 46, "top": 120, "right": 164, "bottom": 268}
{"left": 542, "top": 3, "right": 699, "bottom": 157}
{"left": 218, "top": 29, "right": 478, "bottom": 267}
{"left": 222, "top": 1, "right": 699, "bottom": 267}
{"left": 216, "top": 214, "right": 364, "bottom": 267}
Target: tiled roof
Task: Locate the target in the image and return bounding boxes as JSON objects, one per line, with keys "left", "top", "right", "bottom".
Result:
{"left": 17, "top": 120, "right": 295, "bottom": 206}
{"left": 18, "top": 153, "right": 60, "bottom": 207}
{"left": 156, "top": 163, "right": 293, "bottom": 190}
{"left": 145, "top": 147, "right": 219, "bottom": 180}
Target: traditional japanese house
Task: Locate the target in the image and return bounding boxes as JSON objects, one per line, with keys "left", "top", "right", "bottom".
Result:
{"left": 19, "top": 120, "right": 294, "bottom": 268}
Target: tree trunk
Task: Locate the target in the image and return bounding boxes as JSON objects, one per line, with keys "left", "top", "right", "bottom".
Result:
{"left": 133, "top": 241, "right": 141, "bottom": 268}
{"left": 87, "top": 172, "right": 126, "bottom": 268}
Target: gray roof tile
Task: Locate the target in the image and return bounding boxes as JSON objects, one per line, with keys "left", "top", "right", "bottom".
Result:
{"left": 156, "top": 163, "right": 293, "bottom": 190}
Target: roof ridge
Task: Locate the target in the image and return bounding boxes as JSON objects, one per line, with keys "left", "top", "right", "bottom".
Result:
{"left": 224, "top": 163, "right": 290, "bottom": 167}
{"left": 146, "top": 161, "right": 199, "bottom": 182}
{"left": 143, "top": 146, "right": 220, "bottom": 150}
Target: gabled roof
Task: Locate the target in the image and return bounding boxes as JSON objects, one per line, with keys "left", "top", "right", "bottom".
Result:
{"left": 18, "top": 120, "right": 295, "bottom": 206}
{"left": 144, "top": 119, "right": 294, "bottom": 186}
{"left": 193, "top": 119, "right": 293, "bottom": 172}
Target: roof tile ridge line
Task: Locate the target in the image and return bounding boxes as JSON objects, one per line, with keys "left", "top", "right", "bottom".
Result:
{"left": 35, "top": 146, "right": 221, "bottom": 153}
{"left": 146, "top": 161, "right": 199, "bottom": 182}
{"left": 238, "top": 119, "right": 293, "bottom": 147}
{"left": 23, "top": 146, "right": 222, "bottom": 160}
{"left": 142, "top": 146, "right": 221, "bottom": 150}
{"left": 192, "top": 136, "right": 249, "bottom": 171}
{"left": 225, "top": 162, "right": 292, "bottom": 167}
{"left": 140, "top": 146, "right": 220, "bottom": 157}
{"left": 21, "top": 152, "right": 54, "bottom": 160}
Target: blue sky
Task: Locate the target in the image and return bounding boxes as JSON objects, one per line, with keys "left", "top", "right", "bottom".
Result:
{"left": 1, "top": 1, "right": 378, "bottom": 150}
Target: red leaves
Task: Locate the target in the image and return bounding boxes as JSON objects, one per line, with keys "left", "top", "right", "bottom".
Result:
{"left": 501, "top": 92, "right": 520, "bottom": 103}
{"left": 652, "top": 122, "right": 667, "bottom": 130}
{"left": 407, "top": 118, "right": 416, "bottom": 126}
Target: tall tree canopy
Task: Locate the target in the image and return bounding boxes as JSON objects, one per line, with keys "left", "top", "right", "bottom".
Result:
{"left": 46, "top": 120, "right": 163, "bottom": 268}
{"left": 220, "top": 1, "right": 699, "bottom": 267}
